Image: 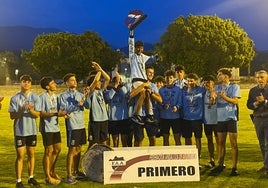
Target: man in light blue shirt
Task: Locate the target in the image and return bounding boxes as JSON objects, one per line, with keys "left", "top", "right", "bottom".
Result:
{"left": 59, "top": 73, "right": 87, "bottom": 184}
{"left": 84, "top": 62, "right": 110, "bottom": 147}
{"left": 39, "top": 76, "right": 62, "bottom": 185}
{"left": 9, "top": 75, "right": 41, "bottom": 188}
{"left": 209, "top": 68, "right": 241, "bottom": 176}
{"left": 129, "top": 30, "right": 158, "bottom": 125}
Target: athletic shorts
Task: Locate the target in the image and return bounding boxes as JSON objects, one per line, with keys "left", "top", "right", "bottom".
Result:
{"left": 130, "top": 121, "right": 144, "bottom": 143}
{"left": 66, "top": 128, "right": 86, "bottom": 147}
{"left": 89, "top": 121, "right": 109, "bottom": 144}
{"left": 182, "top": 120, "right": 203, "bottom": 138}
{"left": 41, "top": 132, "right": 61, "bottom": 146}
{"left": 160, "top": 118, "right": 183, "bottom": 135}
{"left": 217, "top": 119, "right": 237, "bottom": 133}
{"left": 145, "top": 121, "right": 159, "bottom": 137}
{"left": 15, "top": 135, "right": 37, "bottom": 148}
{"left": 108, "top": 120, "right": 131, "bottom": 135}
{"left": 204, "top": 124, "right": 217, "bottom": 137}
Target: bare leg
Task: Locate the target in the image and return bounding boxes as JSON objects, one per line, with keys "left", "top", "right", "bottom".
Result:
{"left": 217, "top": 132, "right": 227, "bottom": 166}
{"left": 163, "top": 134, "right": 169, "bottom": 146}
{"left": 173, "top": 133, "right": 182, "bottom": 145}
{"left": 15, "top": 146, "right": 26, "bottom": 180}
{"left": 26, "top": 146, "right": 35, "bottom": 177}
{"left": 229, "top": 132, "right": 238, "bottom": 168}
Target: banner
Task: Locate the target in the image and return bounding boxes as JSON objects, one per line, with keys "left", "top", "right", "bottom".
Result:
{"left": 103, "top": 146, "right": 199, "bottom": 185}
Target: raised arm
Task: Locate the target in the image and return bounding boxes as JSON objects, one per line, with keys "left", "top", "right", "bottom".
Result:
{"left": 91, "top": 61, "right": 110, "bottom": 89}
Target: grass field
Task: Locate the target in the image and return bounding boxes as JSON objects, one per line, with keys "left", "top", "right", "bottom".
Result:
{"left": 0, "top": 85, "right": 267, "bottom": 188}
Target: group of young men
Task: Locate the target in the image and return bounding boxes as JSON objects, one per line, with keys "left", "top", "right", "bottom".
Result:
{"left": 6, "top": 32, "right": 243, "bottom": 187}
{"left": 127, "top": 29, "right": 240, "bottom": 177}
{"left": 130, "top": 63, "right": 240, "bottom": 177}
{"left": 8, "top": 61, "right": 112, "bottom": 187}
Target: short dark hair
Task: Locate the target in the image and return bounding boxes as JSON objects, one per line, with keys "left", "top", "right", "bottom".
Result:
{"left": 164, "top": 70, "right": 176, "bottom": 77}
{"left": 135, "top": 40, "right": 144, "bottom": 47}
{"left": 175, "top": 64, "right": 185, "bottom": 72}
{"left": 20, "top": 74, "right": 32, "bottom": 82}
{"left": 187, "top": 73, "right": 199, "bottom": 80}
{"left": 63, "top": 73, "right": 75, "bottom": 82}
{"left": 218, "top": 68, "right": 232, "bottom": 78}
{"left": 202, "top": 75, "right": 215, "bottom": 82}
{"left": 40, "top": 76, "right": 53, "bottom": 90}
{"left": 146, "top": 65, "right": 154, "bottom": 70}
{"left": 154, "top": 75, "right": 165, "bottom": 83}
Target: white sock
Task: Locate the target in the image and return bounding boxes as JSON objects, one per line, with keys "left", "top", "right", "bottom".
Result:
{"left": 17, "top": 179, "right": 22, "bottom": 183}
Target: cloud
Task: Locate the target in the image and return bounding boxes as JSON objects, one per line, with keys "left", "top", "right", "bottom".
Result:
{"left": 201, "top": 0, "right": 268, "bottom": 50}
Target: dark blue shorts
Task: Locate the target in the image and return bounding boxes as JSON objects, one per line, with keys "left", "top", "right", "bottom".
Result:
{"left": 41, "top": 131, "right": 61, "bottom": 146}
{"left": 89, "top": 121, "right": 109, "bottom": 144}
{"left": 182, "top": 120, "right": 203, "bottom": 138}
{"left": 108, "top": 120, "right": 131, "bottom": 135}
{"left": 217, "top": 119, "right": 237, "bottom": 133}
{"left": 66, "top": 128, "right": 86, "bottom": 147}
{"left": 160, "top": 118, "right": 183, "bottom": 135}
{"left": 15, "top": 135, "right": 37, "bottom": 148}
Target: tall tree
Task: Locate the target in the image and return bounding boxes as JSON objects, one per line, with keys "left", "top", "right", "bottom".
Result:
{"left": 21, "top": 31, "right": 121, "bottom": 81}
{"left": 156, "top": 15, "right": 255, "bottom": 76}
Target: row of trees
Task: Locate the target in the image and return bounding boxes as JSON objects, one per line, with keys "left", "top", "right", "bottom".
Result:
{"left": 21, "top": 31, "right": 121, "bottom": 82}
{"left": 1, "top": 15, "right": 256, "bottom": 84}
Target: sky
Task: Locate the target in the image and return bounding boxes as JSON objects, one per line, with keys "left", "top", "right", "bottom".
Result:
{"left": 0, "top": 0, "right": 267, "bottom": 50}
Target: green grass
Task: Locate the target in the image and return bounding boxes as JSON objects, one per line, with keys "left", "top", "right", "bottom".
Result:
{"left": 0, "top": 86, "right": 267, "bottom": 187}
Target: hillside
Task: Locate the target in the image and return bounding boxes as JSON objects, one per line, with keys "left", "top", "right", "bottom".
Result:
{"left": 0, "top": 26, "right": 62, "bottom": 51}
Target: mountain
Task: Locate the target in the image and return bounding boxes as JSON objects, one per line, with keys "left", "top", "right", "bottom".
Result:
{"left": 0, "top": 26, "right": 62, "bottom": 51}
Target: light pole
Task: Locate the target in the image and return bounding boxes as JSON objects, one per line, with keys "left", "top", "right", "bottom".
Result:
{"left": 0, "top": 57, "right": 7, "bottom": 85}
{"left": 15, "top": 69, "right": 19, "bottom": 83}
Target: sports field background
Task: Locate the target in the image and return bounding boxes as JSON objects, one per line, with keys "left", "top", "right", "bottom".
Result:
{"left": 0, "top": 85, "right": 267, "bottom": 187}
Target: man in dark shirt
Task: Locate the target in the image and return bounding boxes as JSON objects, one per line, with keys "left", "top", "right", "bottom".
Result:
{"left": 247, "top": 70, "right": 268, "bottom": 176}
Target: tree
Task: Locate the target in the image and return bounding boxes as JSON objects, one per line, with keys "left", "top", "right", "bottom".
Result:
{"left": 156, "top": 15, "right": 255, "bottom": 76}
{"left": 0, "top": 51, "right": 24, "bottom": 84}
{"left": 21, "top": 31, "right": 121, "bottom": 81}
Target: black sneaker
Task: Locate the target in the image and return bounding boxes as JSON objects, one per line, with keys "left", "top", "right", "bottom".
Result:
{"left": 16, "top": 182, "right": 24, "bottom": 188}
{"left": 230, "top": 168, "right": 239, "bottom": 176}
{"left": 145, "top": 115, "right": 155, "bottom": 123}
{"left": 74, "top": 171, "right": 87, "bottom": 180}
{"left": 28, "top": 178, "right": 40, "bottom": 187}
{"left": 131, "top": 115, "right": 144, "bottom": 125}
{"left": 209, "top": 165, "right": 225, "bottom": 176}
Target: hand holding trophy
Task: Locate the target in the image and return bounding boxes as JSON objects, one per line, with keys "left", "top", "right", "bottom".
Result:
{"left": 125, "top": 10, "right": 147, "bottom": 31}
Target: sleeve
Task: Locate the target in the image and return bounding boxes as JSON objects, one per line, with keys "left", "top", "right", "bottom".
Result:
{"left": 8, "top": 96, "right": 18, "bottom": 113}
{"left": 32, "top": 94, "right": 41, "bottom": 112}
{"left": 129, "top": 37, "right": 135, "bottom": 58}
{"left": 39, "top": 94, "right": 46, "bottom": 111}
{"left": 105, "top": 89, "right": 116, "bottom": 101}
{"left": 247, "top": 89, "right": 254, "bottom": 110}
{"left": 84, "top": 92, "right": 93, "bottom": 109}
{"left": 233, "top": 84, "right": 241, "bottom": 98}
{"left": 176, "top": 88, "right": 183, "bottom": 108}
